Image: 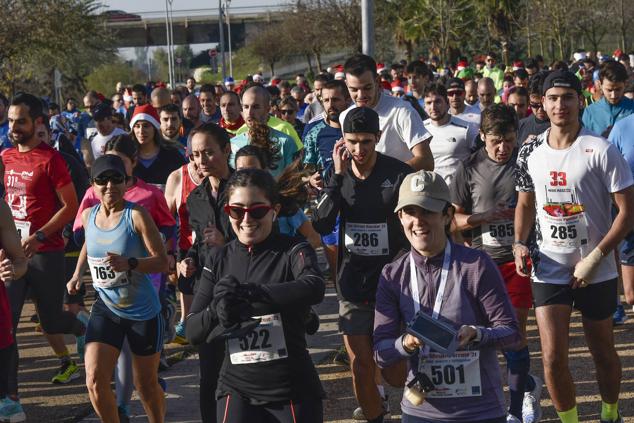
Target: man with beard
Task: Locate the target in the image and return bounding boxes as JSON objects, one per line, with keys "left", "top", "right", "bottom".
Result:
{"left": 2, "top": 94, "right": 84, "bottom": 421}
{"left": 160, "top": 103, "right": 187, "bottom": 150}
{"left": 182, "top": 95, "right": 203, "bottom": 137}
{"left": 199, "top": 84, "right": 221, "bottom": 124}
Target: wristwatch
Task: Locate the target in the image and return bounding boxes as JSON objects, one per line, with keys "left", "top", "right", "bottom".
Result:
{"left": 127, "top": 257, "right": 139, "bottom": 271}
{"left": 35, "top": 230, "right": 46, "bottom": 243}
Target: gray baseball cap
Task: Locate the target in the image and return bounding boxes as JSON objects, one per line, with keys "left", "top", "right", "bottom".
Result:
{"left": 394, "top": 171, "right": 451, "bottom": 213}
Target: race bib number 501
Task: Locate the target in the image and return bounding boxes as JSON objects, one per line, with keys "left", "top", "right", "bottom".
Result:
{"left": 420, "top": 351, "right": 481, "bottom": 398}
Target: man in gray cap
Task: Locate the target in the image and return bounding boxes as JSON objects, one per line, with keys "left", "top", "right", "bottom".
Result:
{"left": 313, "top": 106, "right": 412, "bottom": 423}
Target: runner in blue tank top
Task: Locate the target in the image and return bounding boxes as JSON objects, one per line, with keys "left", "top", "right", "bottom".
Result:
{"left": 66, "top": 155, "right": 169, "bottom": 423}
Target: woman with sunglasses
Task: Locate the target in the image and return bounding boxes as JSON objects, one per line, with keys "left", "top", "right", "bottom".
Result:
{"left": 187, "top": 168, "right": 325, "bottom": 423}
{"left": 67, "top": 154, "right": 168, "bottom": 423}
{"left": 179, "top": 122, "right": 234, "bottom": 423}
{"left": 72, "top": 134, "right": 176, "bottom": 422}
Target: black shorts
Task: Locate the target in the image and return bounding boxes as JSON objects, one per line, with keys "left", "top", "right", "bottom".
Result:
{"left": 217, "top": 394, "right": 323, "bottom": 423}
{"left": 85, "top": 297, "right": 164, "bottom": 356}
{"left": 532, "top": 278, "right": 617, "bottom": 321}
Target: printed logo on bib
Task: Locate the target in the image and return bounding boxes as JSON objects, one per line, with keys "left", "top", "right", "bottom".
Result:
{"left": 13, "top": 220, "right": 31, "bottom": 241}
{"left": 87, "top": 256, "right": 130, "bottom": 289}
{"left": 228, "top": 313, "right": 288, "bottom": 365}
{"left": 481, "top": 220, "right": 514, "bottom": 247}
{"left": 420, "top": 351, "right": 481, "bottom": 398}
{"left": 539, "top": 176, "right": 588, "bottom": 251}
{"left": 344, "top": 222, "right": 389, "bottom": 256}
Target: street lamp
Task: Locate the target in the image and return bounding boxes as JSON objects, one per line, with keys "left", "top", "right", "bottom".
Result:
{"left": 224, "top": 0, "right": 233, "bottom": 78}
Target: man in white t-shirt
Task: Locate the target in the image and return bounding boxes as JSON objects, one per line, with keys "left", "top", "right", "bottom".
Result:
{"left": 81, "top": 102, "right": 126, "bottom": 172}
{"left": 514, "top": 70, "right": 634, "bottom": 423}
{"left": 339, "top": 54, "right": 433, "bottom": 171}
{"left": 446, "top": 77, "right": 480, "bottom": 126}
{"left": 423, "top": 83, "right": 478, "bottom": 186}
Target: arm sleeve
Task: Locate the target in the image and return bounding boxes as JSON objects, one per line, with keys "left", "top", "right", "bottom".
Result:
{"left": 185, "top": 255, "right": 219, "bottom": 345}
{"left": 373, "top": 268, "right": 412, "bottom": 368}
{"left": 257, "top": 241, "right": 325, "bottom": 308}
{"left": 311, "top": 169, "right": 343, "bottom": 235}
{"left": 473, "top": 255, "right": 521, "bottom": 350}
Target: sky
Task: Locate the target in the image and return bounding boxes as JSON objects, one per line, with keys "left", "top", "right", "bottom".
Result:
{"left": 100, "top": 0, "right": 286, "bottom": 61}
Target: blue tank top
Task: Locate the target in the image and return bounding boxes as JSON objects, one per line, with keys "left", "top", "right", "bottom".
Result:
{"left": 86, "top": 201, "right": 160, "bottom": 320}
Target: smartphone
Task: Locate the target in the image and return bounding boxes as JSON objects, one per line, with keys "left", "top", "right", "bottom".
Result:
{"left": 520, "top": 255, "right": 529, "bottom": 274}
{"left": 406, "top": 312, "right": 458, "bottom": 355}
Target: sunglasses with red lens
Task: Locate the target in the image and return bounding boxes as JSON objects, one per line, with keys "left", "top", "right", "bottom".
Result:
{"left": 224, "top": 204, "right": 273, "bottom": 220}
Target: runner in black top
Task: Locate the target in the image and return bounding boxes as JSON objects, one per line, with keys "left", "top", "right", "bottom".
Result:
{"left": 186, "top": 168, "right": 325, "bottom": 423}
{"left": 312, "top": 107, "right": 412, "bottom": 423}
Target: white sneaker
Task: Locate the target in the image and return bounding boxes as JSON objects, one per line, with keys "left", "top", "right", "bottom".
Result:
{"left": 507, "top": 414, "right": 521, "bottom": 423}
{"left": 522, "top": 374, "right": 543, "bottom": 423}
{"left": 351, "top": 396, "right": 389, "bottom": 420}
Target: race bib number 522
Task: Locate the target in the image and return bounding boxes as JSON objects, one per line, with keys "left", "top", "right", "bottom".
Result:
{"left": 228, "top": 313, "right": 288, "bottom": 365}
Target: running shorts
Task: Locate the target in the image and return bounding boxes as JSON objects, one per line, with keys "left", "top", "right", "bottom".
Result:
{"left": 532, "top": 278, "right": 617, "bottom": 321}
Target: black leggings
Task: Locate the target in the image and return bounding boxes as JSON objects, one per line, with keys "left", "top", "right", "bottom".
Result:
{"left": 199, "top": 340, "right": 225, "bottom": 422}
{"left": 0, "top": 344, "right": 15, "bottom": 398}
{"left": 217, "top": 394, "right": 323, "bottom": 423}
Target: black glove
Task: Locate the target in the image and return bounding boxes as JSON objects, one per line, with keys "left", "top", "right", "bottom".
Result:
{"left": 213, "top": 275, "right": 241, "bottom": 301}
{"left": 214, "top": 294, "right": 253, "bottom": 328}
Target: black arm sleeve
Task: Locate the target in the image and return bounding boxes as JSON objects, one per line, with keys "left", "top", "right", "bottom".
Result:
{"left": 185, "top": 255, "right": 219, "bottom": 346}
{"left": 258, "top": 242, "right": 326, "bottom": 307}
{"left": 312, "top": 170, "right": 343, "bottom": 235}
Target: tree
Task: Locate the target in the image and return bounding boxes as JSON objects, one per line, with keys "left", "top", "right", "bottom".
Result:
{"left": 0, "top": 0, "right": 115, "bottom": 98}
{"left": 250, "top": 27, "right": 288, "bottom": 75}
{"left": 85, "top": 60, "right": 148, "bottom": 96}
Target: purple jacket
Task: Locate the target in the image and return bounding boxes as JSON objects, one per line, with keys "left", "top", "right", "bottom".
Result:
{"left": 374, "top": 242, "right": 520, "bottom": 422}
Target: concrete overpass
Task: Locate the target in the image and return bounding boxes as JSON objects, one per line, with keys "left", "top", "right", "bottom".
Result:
{"left": 105, "top": 4, "right": 286, "bottom": 48}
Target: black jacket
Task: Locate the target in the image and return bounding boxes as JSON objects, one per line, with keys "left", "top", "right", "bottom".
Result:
{"left": 186, "top": 233, "right": 325, "bottom": 403}
{"left": 185, "top": 175, "right": 234, "bottom": 279}
{"left": 133, "top": 144, "right": 186, "bottom": 189}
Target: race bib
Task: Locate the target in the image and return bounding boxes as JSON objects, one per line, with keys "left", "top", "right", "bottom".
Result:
{"left": 481, "top": 220, "right": 514, "bottom": 247}
{"left": 87, "top": 256, "right": 130, "bottom": 289}
{"left": 14, "top": 220, "right": 31, "bottom": 241}
{"left": 539, "top": 211, "right": 589, "bottom": 251}
{"left": 228, "top": 313, "right": 288, "bottom": 365}
{"left": 344, "top": 222, "right": 389, "bottom": 256}
{"left": 420, "top": 350, "right": 481, "bottom": 398}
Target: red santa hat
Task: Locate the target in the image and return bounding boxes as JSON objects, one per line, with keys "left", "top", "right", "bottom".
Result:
{"left": 377, "top": 62, "right": 386, "bottom": 74}
{"left": 456, "top": 60, "right": 468, "bottom": 71}
{"left": 129, "top": 104, "right": 160, "bottom": 130}
{"left": 391, "top": 80, "right": 404, "bottom": 93}
{"left": 512, "top": 60, "right": 525, "bottom": 71}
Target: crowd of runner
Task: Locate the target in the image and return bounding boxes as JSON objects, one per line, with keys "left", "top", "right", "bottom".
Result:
{"left": 0, "top": 47, "right": 633, "bottom": 423}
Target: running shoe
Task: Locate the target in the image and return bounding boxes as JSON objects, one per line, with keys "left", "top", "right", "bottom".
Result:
{"left": 522, "top": 374, "right": 543, "bottom": 423}
{"left": 600, "top": 413, "right": 623, "bottom": 423}
{"left": 51, "top": 361, "right": 80, "bottom": 384}
{"left": 506, "top": 414, "right": 521, "bottom": 423}
{"left": 613, "top": 305, "right": 628, "bottom": 326}
{"left": 0, "top": 398, "right": 26, "bottom": 422}
{"left": 332, "top": 345, "right": 349, "bottom": 367}
{"left": 158, "top": 377, "right": 167, "bottom": 392}
{"left": 352, "top": 396, "right": 389, "bottom": 421}
{"left": 173, "top": 321, "right": 188, "bottom": 345}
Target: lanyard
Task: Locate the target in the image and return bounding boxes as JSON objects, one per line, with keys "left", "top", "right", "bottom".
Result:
{"left": 409, "top": 241, "right": 451, "bottom": 320}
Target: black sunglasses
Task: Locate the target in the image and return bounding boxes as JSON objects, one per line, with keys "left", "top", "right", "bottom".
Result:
{"left": 224, "top": 204, "right": 273, "bottom": 220}
{"left": 529, "top": 102, "right": 543, "bottom": 109}
{"left": 93, "top": 174, "right": 126, "bottom": 186}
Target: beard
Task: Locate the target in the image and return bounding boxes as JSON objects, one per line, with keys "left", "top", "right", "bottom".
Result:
{"left": 10, "top": 130, "right": 34, "bottom": 145}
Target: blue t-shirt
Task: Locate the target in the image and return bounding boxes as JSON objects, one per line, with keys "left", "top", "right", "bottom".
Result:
{"left": 230, "top": 128, "right": 298, "bottom": 177}
{"left": 0, "top": 121, "right": 10, "bottom": 149}
{"left": 582, "top": 97, "right": 634, "bottom": 136}
{"left": 277, "top": 210, "right": 308, "bottom": 237}
{"left": 302, "top": 118, "right": 341, "bottom": 174}
{"left": 608, "top": 113, "right": 634, "bottom": 178}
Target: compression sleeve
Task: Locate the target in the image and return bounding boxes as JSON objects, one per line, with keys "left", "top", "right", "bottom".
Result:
{"left": 185, "top": 255, "right": 219, "bottom": 345}
{"left": 257, "top": 241, "right": 325, "bottom": 308}
{"left": 312, "top": 171, "right": 343, "bottom": 235}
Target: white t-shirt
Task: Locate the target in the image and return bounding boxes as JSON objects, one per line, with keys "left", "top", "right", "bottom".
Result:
{"left": 424, "top": 116, "right": 478, "bottom": 186}
{"left": 516, "top": 128, "right": 634, "bottom": 285}
{"left": 90, "top": 127, "right": 127, "bottom": 160}
{"left": 339, "top": 93, "right": 432, "bottom": 163}
{"left": 453, "top": 104, "right": 481, "bottom": 127}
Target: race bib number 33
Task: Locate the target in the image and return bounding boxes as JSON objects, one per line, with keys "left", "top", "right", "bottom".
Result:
{"left": 344, "top": 222, "right": 389, "bottom": 256}
{"left": 420, "top": 351, "right": 481, "bottom": 398}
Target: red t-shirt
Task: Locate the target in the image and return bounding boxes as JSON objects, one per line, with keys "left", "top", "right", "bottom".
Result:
{"left": 2, "top": 143, "right": 72, "bottom": 252}
{"left": 177, "top": 164, "right": 200, "bottom": 251}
